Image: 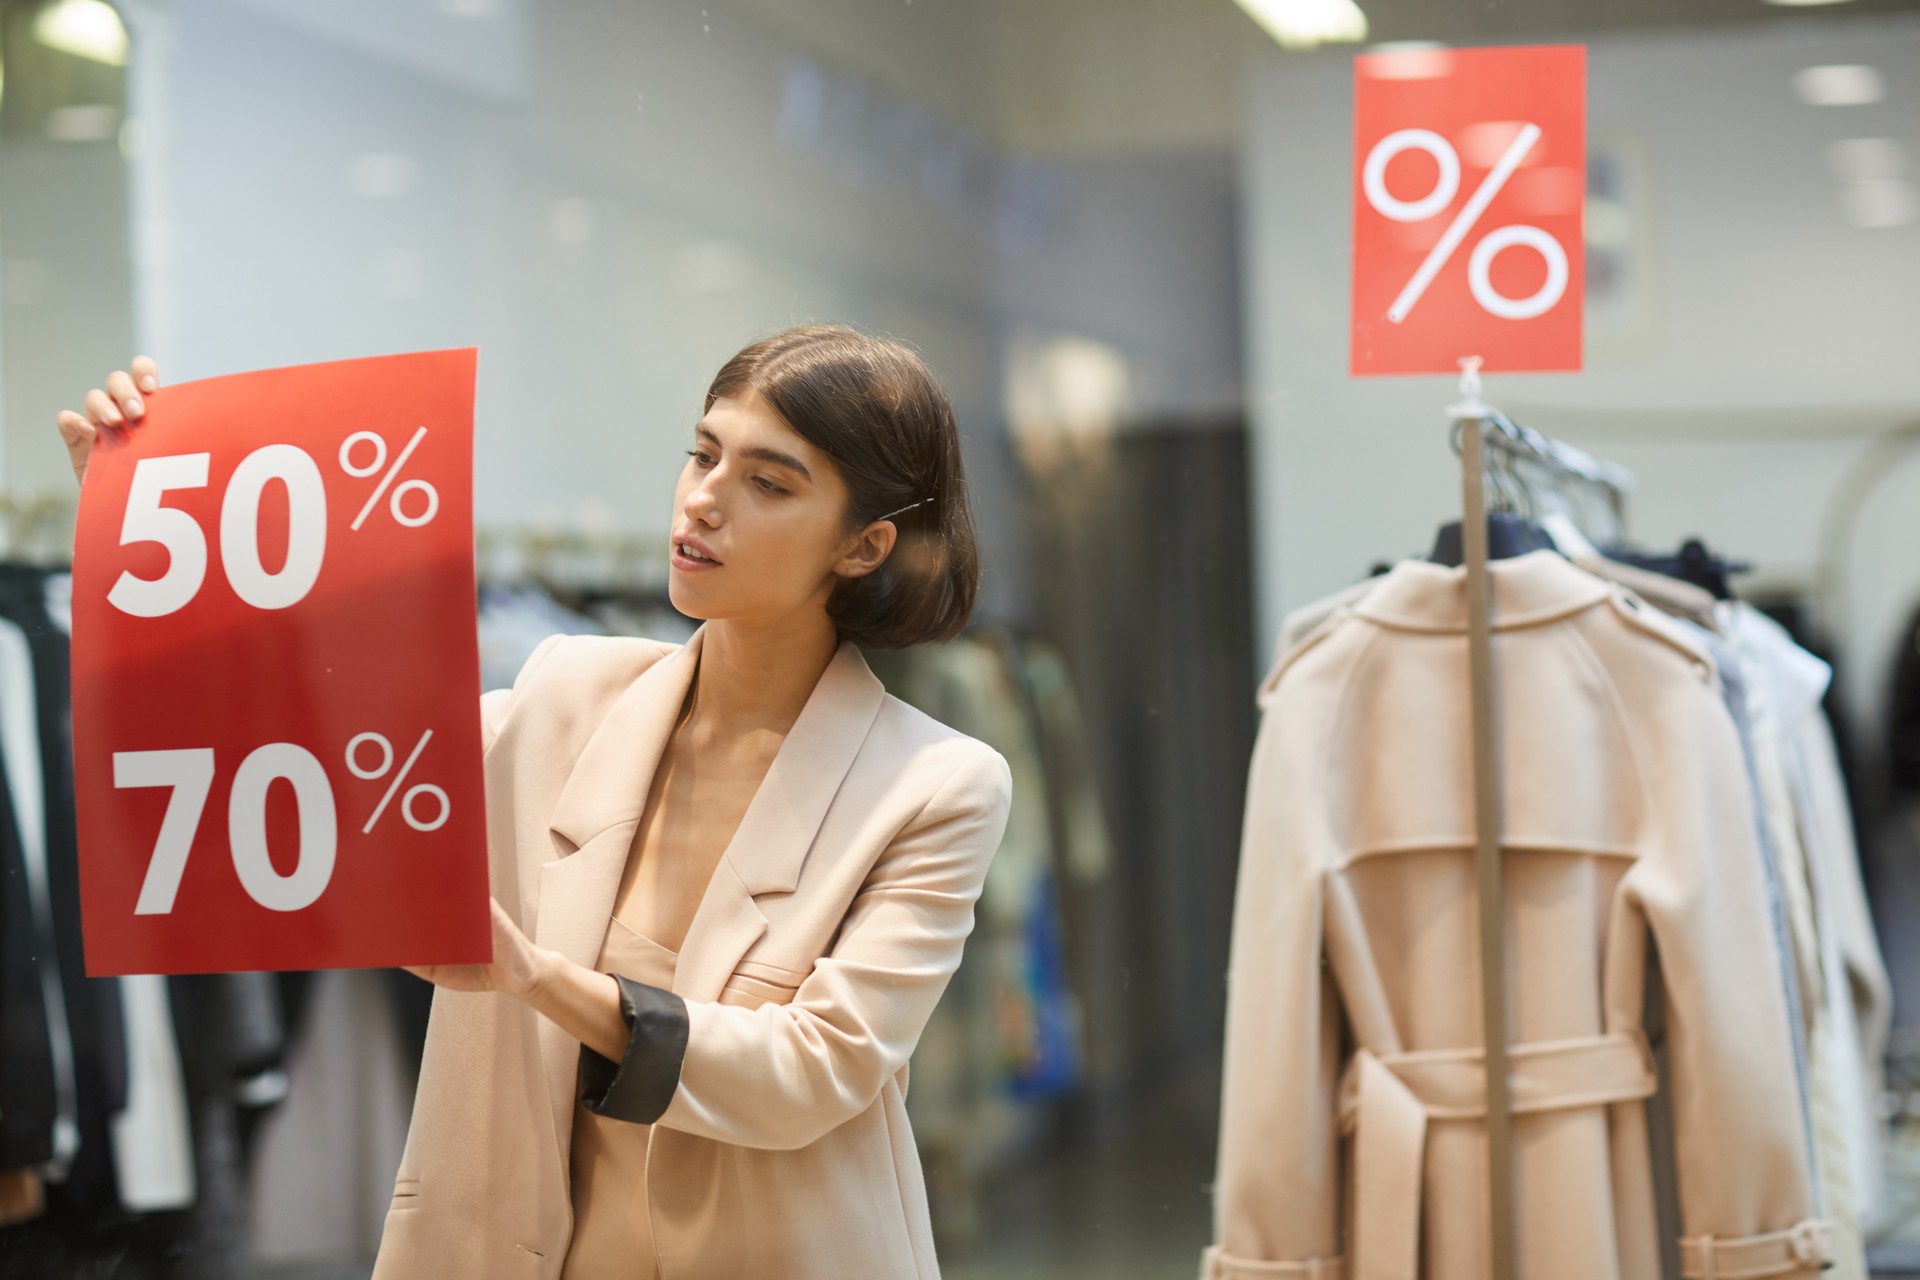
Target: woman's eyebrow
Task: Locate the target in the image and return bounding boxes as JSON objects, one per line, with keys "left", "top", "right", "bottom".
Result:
{"left": 697, "top": 424, "right": 812, "bottom": 482}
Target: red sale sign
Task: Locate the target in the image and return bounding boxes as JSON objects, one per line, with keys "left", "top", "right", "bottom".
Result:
{"left": 71, "top": 350, "right": 490, "bottom": 975}
{"left": 1351, "top": 44, "right": 1586, "bottom": 375}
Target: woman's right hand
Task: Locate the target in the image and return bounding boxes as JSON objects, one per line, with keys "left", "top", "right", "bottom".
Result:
{"left": 55, "top": 355, "right": 160, "bottom": 487}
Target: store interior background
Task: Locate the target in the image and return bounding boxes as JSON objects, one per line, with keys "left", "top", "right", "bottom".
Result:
{"left": 2, "top": 0, "right": 1919, "bottom": 1275}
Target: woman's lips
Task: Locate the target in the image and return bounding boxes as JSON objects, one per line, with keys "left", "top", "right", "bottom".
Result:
{"left": 672, "top": 541, "right": 722, "bottom": 572}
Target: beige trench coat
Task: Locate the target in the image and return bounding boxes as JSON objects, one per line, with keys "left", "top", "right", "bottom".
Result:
{"left": 1206, "top": 551, "right": 1832, "bottom": 1280}
{"left": 371, "top": 628, "right": 1012, "bottom": 1279}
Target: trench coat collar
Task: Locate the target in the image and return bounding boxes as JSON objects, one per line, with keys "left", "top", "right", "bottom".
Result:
{"left": 1352, "top": 549, "right": 1613, "bottom": 635}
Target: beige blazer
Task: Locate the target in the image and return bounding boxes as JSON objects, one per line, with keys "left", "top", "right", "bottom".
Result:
{"left": 1206, "top": 552, "right": 1832, "bottom": 1280}
{"left": 371, "top": 628, "right": 1012, "bottom": 1280}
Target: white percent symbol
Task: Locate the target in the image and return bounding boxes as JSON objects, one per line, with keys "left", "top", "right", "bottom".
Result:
{"left": 1363, "top": 122, "right": 1569, "bottom": 324}
{"left": 339, "top": 427, "right": 441, "bottom": 531}
{"left": 346, "top": 729, "right": 451, "bottom": 834}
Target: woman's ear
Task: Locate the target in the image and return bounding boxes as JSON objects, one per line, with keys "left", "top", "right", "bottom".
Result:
{"left": 834, "top": 521, "right": 898, "bottom": 581}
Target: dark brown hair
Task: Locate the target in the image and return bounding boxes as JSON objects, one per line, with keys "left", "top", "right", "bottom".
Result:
{"left": 704, "top": 323, "right": 979, "bottom": 650}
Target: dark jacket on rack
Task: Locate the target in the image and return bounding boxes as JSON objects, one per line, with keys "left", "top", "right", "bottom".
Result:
{"left": 0, "top": 567, "right": 126, "bottom": 1219}
{"left": 0, "top": 738, "right": 56, "bottom": 1171}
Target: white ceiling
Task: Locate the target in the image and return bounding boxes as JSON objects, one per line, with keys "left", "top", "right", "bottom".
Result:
{"left": 707, "top": 0, "right": 1920, "bottom": 154}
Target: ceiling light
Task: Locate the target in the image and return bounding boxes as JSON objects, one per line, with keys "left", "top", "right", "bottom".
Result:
{"left": 32, "top": 0, "right": 129, "bottom": 67}
{"left": 45, "top": 103, "right": 120, "bottom": 142}
{"left": 1829, "top": 138, "right": 1907, "bottom": 184}
{"left": 1841, "top": 179, "right": 1917, "bottom": 229}
{"left": 1234, "top": 0, "right": 1369, "bottom": 51}
{"left": 1765, "top": 0, "right": 1858, "bottom": 6}
{"left": 1792, "top": 64, "right": 1885, "bottom": 106}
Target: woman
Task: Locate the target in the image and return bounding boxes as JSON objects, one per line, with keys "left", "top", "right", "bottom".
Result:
{"left": 57, "top": 325, "right": 1014, "bottom": 1279}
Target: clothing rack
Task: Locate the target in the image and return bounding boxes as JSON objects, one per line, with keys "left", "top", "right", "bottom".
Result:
{"left": 1449, "top": 398, "right": 1633, "bottom": 549}
{"left": 1449, "top": 357, "right": 1635, "bottom": 1280}
{"left": 1457, "top": 409, "right": 1634, "bottom": 505}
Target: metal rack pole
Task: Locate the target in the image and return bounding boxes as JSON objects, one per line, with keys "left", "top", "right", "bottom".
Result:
{"left": 1455, "top": 360, "right": 1516, "bottom": 1280}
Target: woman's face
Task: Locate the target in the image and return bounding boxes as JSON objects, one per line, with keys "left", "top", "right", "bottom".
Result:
{"left": 667, "top": 388, "right": 891, "bottom": 627}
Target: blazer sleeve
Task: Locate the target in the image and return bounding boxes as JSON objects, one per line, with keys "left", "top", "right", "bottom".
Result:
{"left": 1624, "top": 669, "right": 1834, "bottom": 1276}
{"left": 1203, "top": 708, "right": 1346, "bottom": 1280}
{"left": 478, "top": 634, "right": 565, "bottom": 754}
{"left": 582, "top": 745, "right": 1012, "bottom": 1150}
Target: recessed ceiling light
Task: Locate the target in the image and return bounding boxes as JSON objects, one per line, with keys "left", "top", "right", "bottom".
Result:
{"left": 1841, "top": 179, "right": 1917, "bottom": 229}
{"left": 32, "top": 0, "right": 129, "bottom": 67}
{"left": 1829, "top": 138, "right": 1907, "bottom": 183}
{"left": 1234, "top": 0, "right": 1369, "bottom": 51}
{"left": 45, "top": 103, "right": 120, "bottom": 143}
{"left": 1765, "top": 0, "right": 1857, "bottom": 6}
{"left": 1793, "top": 64, "right": 1886, "bottom": 106}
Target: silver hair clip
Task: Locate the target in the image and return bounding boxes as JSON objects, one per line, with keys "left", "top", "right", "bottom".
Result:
{"left": 877, "top": 498, "right": 929, "bottom": 521}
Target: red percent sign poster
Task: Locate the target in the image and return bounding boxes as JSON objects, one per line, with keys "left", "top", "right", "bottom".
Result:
{"left": 71, "top": 350, "right": 490, "bottom": 975}
{"left": 1351, "top": 44, "right": 1586, "bottom": 375}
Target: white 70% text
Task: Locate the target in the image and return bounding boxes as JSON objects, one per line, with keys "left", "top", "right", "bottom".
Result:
{"left": 116, "top": 729, "right": 450, "bottom": 916}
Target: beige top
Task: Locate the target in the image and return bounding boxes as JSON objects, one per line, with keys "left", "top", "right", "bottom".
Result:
{"left": 561, "top": 917, "right": 680, "bottom": 1280}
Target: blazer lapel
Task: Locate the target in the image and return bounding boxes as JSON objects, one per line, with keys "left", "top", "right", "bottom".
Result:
{"left": 534, "top": 628, "right": 702, "bottom": 1179}
{"left": 528, "top": 630, "right": 887, "bottom": 1183}
{"left": 672, "top": 639, "right": 887, "bottom": 1003}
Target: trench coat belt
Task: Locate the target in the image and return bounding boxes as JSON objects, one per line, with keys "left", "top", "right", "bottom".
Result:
{"left": 1677, "top": 1219, "right": 1835, "bottom": 1279}
{"left": 1335, "top": 1029, "right": 1660, "bottom": 1280}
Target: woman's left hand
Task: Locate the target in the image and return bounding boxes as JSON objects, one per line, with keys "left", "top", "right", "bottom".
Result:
{"left": 403, "top": 897, "right": 547, "bottom": 1000}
